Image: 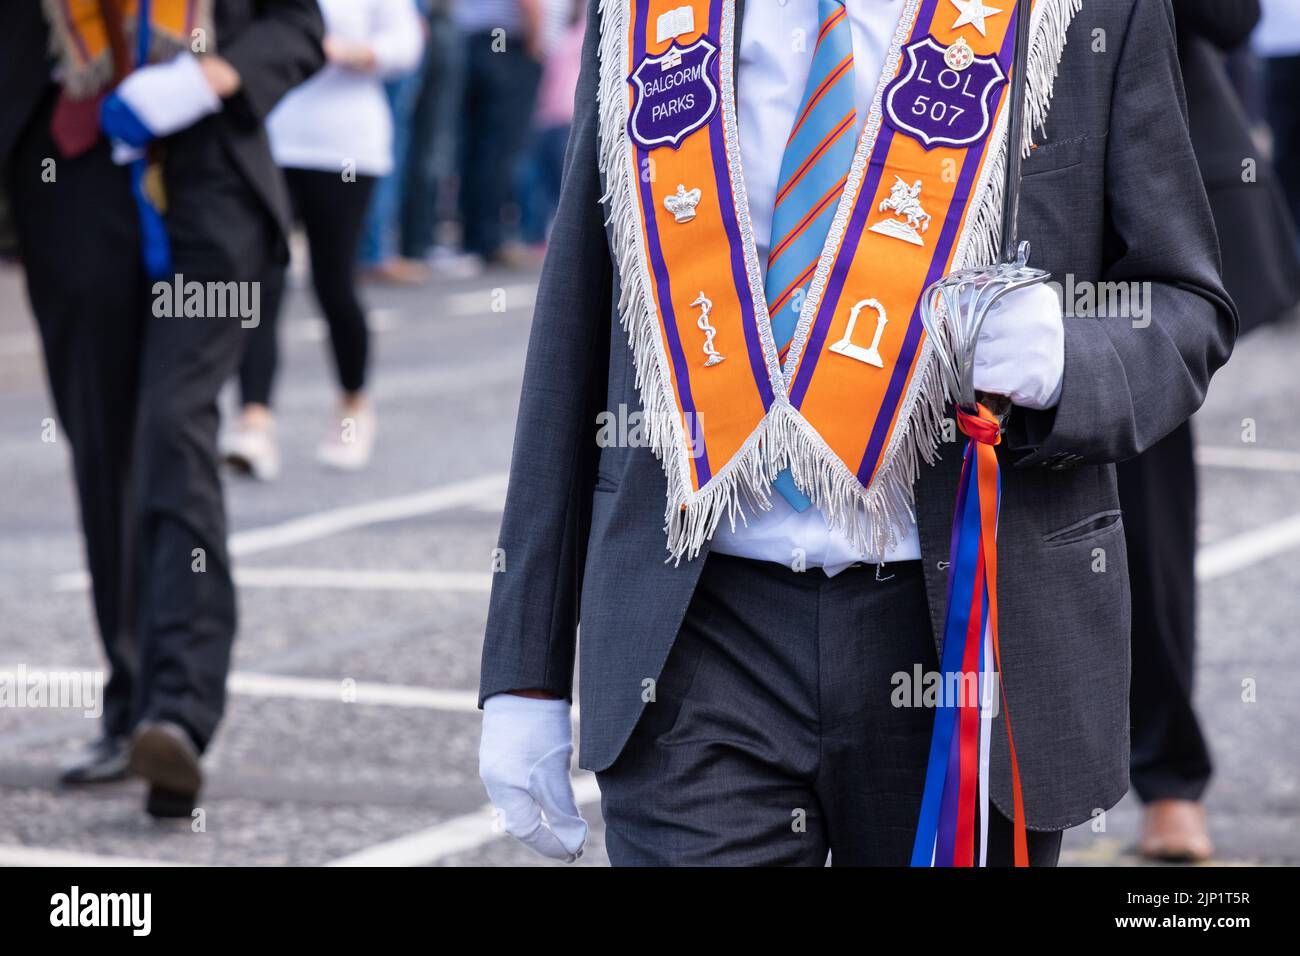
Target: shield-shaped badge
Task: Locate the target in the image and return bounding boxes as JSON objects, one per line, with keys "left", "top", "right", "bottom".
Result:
{"left": 883, "top": 37, "right": 1007, "bottom": 151}
{"left": 627, "top": 37, "right": 720, "bottom": 151}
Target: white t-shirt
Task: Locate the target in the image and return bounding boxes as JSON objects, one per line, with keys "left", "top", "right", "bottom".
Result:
{"left": 1256, "top": 0, "right": 1300, "bottom": 57}
{"left": 267, "top": 0, "right": 424, "bottom": 178}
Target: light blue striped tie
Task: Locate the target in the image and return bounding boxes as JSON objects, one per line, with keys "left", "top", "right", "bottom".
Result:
{"left": 767, "top": 0, "right": 858, "bottom": 511}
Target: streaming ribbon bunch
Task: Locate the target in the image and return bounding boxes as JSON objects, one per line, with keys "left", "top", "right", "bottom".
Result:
{"left": 910, "top": 402, "right": 1028, "bottom": 867}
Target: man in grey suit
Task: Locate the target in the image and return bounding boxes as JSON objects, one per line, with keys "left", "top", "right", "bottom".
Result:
{"left": 478, "top": 0, "right": 1235, "bottom": 866}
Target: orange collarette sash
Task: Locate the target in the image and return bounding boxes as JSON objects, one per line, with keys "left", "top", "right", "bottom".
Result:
{"left": 598, "top": 0, "right": 1077, "bottom": 561}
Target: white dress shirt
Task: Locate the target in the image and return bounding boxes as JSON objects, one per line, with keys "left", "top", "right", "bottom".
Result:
{"left": 711, "top": 0, "right": 922, "bottom": 575}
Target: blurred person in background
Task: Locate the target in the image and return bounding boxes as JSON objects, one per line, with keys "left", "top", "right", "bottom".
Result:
{"left": 514, "top": 0, "right": 586, "bottom": 258}
{"left": 223, "top": 0, "right": 424, "bottom": 480}
{"left": 1258, "top": 0, "right": 1300, "bottom": 240}
{"left": 357, "top": 0, "right": 431, "bottom": 287}
{"left": 398, "top": 0, "right": 466, "bottom": 275}
{"left": 455, "top": 0, "right": 544, "bottom": 270}
{"left": 1125, "top": 0, "right": 1300, "bottom": 863}
{"left": 0, "top": 0, "right": 324, "bottom": 816}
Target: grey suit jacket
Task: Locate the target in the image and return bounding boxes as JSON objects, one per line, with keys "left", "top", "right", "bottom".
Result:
{"left": 479, "top": 0, "right": 1236, "bottom": 831}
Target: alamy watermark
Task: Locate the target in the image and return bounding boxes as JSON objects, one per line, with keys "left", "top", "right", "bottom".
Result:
{"left": 891, "top": 664, "right": 1001, "bottom": 717}
{"left": 1050, "top": 275, "right": 1152, "bottom": 329}
{"left": 152, "top": 273, "right": 260, "bottom": 328}
{"left": 596, "top": 403, "right": 706, "bottom": 459}
{"left": 0, "top": 665, "right": 103, "bottom": 718}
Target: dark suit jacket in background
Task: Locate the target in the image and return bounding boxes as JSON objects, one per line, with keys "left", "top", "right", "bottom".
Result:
{"left": 480, "top": 0, "right": 1237, "bottom": 831}
{"left": 0, "top": 0, "right": 325, "bottom": 266}
{"left": 1175, "top": 0, "right": 1300, "bottom": 331}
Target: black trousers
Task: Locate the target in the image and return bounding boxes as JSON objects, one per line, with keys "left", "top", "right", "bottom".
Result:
{"left": 597, "top": 553, "right": 1063, "bottom": 866}
{"left": 238, "top": 167, "right": 376, "bottom": 407}
{"left": 5, "top": 95, "right": 275, "bottom": 750}
{"left": 1118, "top": 420, "right": 1213, "bottom": 803}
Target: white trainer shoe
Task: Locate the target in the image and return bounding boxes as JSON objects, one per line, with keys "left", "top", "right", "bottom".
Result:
{"left": 221, "top": 418, "right": 281, "bottom": 481}
{"left": 317, "top": 404, "right": 376, "bottom": 471}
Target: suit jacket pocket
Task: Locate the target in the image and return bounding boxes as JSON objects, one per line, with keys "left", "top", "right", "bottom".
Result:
{"left": 1022, "top": 134, "right": 1091, "bottom": 176}
{"left": 1043, "top": 509, "right": 1123, "bottom": 546}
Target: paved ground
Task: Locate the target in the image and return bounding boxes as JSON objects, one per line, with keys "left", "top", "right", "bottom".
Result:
{"left": 0, "top": 258, "right": 1297, "bottom": 867}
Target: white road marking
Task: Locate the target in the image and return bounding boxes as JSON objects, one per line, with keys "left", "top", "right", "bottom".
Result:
{"left": 227, "top": 473, "right": 507, "bottom": 557}
{"left": 0, "top": 332, "right": 37, "bottom": 358}
{"left": 1197, "top": 445, "right": 1300, "bottom": 473}
{"left": 445, "top": 284, "right": 537, "bottom": 316}
{"left": 229, "top": 672, "right": 481, "bottom": 712}
{"left": 231, "top": 568, "right": 492, "bottom": 592}
{"left": 1, "top": 665, "right": 484, "bottom": 713}
{"left": 326, "top": 774, "right": 602, "bottom": 867}
{"left": 51, "top": 472, "right": 507, "bottom": 590}
{"left": 53, "top": 567, "right": 493, "bottom": 594}
{"left": 289, "top": 309, "right": 402, "bottom": 343}
{"left": 1197, "top": 511, "right": 1300, "bottom": 581}
{"left": 0, "top": 845, "right": 187, "bottom": 867}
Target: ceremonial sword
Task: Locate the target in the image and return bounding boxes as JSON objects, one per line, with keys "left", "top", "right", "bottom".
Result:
{"left": 919, "top": 0, "right": 1052, "bottom": 419}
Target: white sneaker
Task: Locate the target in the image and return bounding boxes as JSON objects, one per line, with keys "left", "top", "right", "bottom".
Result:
{"left": 221, "top": 419, "right": 281, "bottom": 481}
{"left": 316, "top": 404, "right": 376, "bottom": 471}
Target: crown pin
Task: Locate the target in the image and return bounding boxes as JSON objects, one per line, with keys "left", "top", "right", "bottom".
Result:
{"left": 664, "top": 184, "right": 702, "bottom": 224}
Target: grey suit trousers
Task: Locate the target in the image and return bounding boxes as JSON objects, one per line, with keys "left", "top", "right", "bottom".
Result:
{"left": 596, "top": 553, "right": 1063, "bottom": 867}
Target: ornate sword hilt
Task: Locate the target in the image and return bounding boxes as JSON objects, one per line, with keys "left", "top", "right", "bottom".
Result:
{"left": 919, "top": 240, "right": 1052, "bottom": 417}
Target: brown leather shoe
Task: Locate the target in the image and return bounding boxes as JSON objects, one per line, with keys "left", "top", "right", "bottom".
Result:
{"left": 1138, "top": 799, "right": 1214, "bottom": 862}
{"left": 129, "top": 720, "right": 202, "bottom": 818}
{"left": 359, "top": 258, "right": 432, "bottom": 286}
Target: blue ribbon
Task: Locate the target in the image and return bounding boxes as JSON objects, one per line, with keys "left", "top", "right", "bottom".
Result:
{"left": 910, "top": 440, "right": 983, "bottom": 866}
{"left": 99, "top": 0, "right": 172, "bottom": 280}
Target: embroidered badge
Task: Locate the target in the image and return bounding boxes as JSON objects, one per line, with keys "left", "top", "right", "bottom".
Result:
{"left": 628, "top": 37, "right": 720, "bottom": 151}
{"left": 883, "top": 37, "right": 1007, "bottom": 150}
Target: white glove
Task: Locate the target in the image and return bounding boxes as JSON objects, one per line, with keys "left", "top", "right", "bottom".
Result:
{"left": 972, "top": 282, "right": 1065, "bottom": 410}
{"left": 479, "top": 694, "right": 588, "bottom": 862}
{"left": 101, "top": 53, "right": 221, "bottom": 150}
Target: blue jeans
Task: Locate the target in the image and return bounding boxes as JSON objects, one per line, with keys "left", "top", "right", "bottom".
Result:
{"left": 400, "top": 12, "right": 464, "bottom": 260}
{"left": 357, "top": 71, "right": 422, "bottom": 266}
{"left": 516, "top": 124, "right": 571, "bottom": 245}
{"left": 457, "top": 31, "right": 543, "bottom": 259}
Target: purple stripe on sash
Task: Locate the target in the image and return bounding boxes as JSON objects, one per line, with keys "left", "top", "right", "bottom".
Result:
{"left": 788, "top": 0, "right": 942, "bottom": 407}
{"left": 856, "top": 7, "right": 1021, "bottom": 483}
{"left": 708, "top": 3, "right": 775, "bottom": 413}
{"left": 634, "top": 0, "right": 712, "bottom": 483}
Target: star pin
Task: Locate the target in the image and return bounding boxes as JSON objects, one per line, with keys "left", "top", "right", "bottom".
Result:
{"left": 949, "top": 0, "right": 1004, "bottom": 37}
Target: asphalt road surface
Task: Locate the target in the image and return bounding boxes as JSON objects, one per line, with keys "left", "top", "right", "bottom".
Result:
{"left": 0, "top": 259, "right": 1296, "bottom": 866}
